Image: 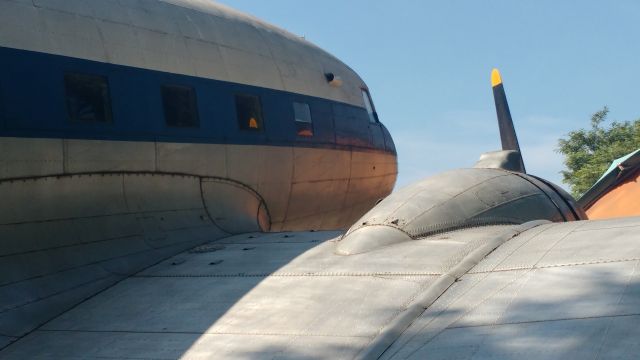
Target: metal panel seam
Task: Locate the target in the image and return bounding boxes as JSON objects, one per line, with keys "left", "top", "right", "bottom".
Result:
{"left": 197, "top": 178, "right": 230, "bottom": 236}
{"left": 356, "top": 220, "right": 550, "bottom": 360}
{"left": 281, "top": 146, "right": 296, "bottom": 225}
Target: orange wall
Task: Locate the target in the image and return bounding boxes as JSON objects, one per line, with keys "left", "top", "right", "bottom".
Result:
{"left": 586, "top": 169, "right": 640, "bottom": 219}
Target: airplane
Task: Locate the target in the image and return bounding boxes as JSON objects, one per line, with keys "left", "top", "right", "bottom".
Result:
{"left": 1, "top": 1, "right": 639, "bottom": 359}
{"left": 0, "top": 0, "right": 397, "bottom": 351}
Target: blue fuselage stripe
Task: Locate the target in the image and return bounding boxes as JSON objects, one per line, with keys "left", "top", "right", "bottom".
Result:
{"left": 0, "top": 46, "right": 395, "bottom": 154}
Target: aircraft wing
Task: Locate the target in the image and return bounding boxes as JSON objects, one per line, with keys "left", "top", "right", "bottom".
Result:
{"left": 3, "top": 216, "right": 639, "bottom": 359}
{"left": 381, "top": 216, "right": 640, "bottom": 359}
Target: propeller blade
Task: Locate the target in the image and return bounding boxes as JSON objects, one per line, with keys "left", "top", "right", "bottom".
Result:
{"left": 491, "top": 68, "right": 526, "bottom": 173}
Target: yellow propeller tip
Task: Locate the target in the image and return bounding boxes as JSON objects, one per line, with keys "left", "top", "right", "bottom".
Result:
{"left": 491, "top": 68, "right": 502, "bottom": 87}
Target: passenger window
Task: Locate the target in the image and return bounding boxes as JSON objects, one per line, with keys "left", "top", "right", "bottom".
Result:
{"left": 161, "top": 85, "right": 199, "bottom": 127}
{"left": 64, "top": 73, "right": 113, "bottom": 123}
{"left": 361, "top": 89, "right": 378, "bottom": 123}
{"left": 293, "top": 102, "right": 313, "bottom": 137}
{"left": 235, "top": 94, "right": 263, "bottom": 131}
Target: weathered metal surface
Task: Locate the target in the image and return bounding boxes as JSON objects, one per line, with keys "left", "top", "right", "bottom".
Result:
{"left": 381, "top": 217, "right": 640, "bottom": 359}
{"left": 4, "top": 216, "right": 640, "bottom": 359}
{"left": 201, "top": 178, "right": 270, "bottom": 234}
{"left": 0, "top": 137, "right": 397, "bottom": 232}
{"left": 338, "top": 168, "right": 571, "bottom": 255}
{"left": 0, "top": 172, "right": 264, "bottom": 343}
{"left": 0, "top": 0, "right": 368, "bottom": 107}
{"left": 0, "top": 0, "right": 398, "bottom": 344}
{"left": 474, "top": 150, "right": 525, "bottom": 172}
{"left": 1, "top": 225, "right": 527, "bottom": 358}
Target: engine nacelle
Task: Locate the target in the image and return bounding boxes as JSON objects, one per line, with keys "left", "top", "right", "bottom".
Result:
{"left": 337, "top": 168, "right": 585, "bottom": 255}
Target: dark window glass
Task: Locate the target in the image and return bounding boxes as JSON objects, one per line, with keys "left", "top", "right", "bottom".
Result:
{"left": 235, "top": 94, "right": 263, "bottom": 131}
{"left": 64, "top": 73, "right": 112, "bottom": 123}
{"left": 361, "top": 89, "right": 378, "bottom": 123}
{"left": 293, "top": 102, "right": 313, "bottom": 137}
{"left": 161, "top": 85, "right": 199, "bottom": 127}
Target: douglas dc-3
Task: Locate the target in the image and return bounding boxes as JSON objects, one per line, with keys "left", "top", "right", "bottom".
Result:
{"left": 1, "top": 1, "right": 639, "bottom": 359}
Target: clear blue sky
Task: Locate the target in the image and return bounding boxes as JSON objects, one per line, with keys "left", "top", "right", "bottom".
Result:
{"left": 218, "top": 0, "right": 640, "bottom": 189}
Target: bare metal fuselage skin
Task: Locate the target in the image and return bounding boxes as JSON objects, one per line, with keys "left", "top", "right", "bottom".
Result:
{"left": 0, "top": 0, "right": 396, "bottom": 343}
{"left": 3, "top": 2, "right": 640, "bottom": 359}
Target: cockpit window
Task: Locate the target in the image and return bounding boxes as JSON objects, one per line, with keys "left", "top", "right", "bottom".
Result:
{"left": 361, "top": 89, "right": 378, "bottom": 123}
{"left": 293, "top": 102, "right": 313, "bottom": 137}
{"left": 161, "top": 85, "right": 199, "bottom": 128}
{"left": 64, "top": 73, "right": 113, "bottom": 123}
{"left": 235, "top": 94, "right": 264, "bottom": 131}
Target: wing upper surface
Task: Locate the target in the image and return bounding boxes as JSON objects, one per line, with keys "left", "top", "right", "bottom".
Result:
{"left": 3, "top": 216, "right": 640, "bottom": 359}
{"left": 1, "top": 224, "right": 531, "bottom": 359}
{"left": 382, "top": 216, "right": 640, "bottom": 359}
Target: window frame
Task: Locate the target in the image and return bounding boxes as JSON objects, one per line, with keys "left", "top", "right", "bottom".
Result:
{"left": 361, "top": 88, "right": 379, "bottom": 124}
{"left": 293, "top": 101, "right": 313, "bottom": 137}
{"left": 64, "top": 72, "right": 113, "bottom": 123}
{"left": 234, "top": 93, "right": 265, "bottom": 132}
{"left": 160, "top": 84, "right": 200, "bottom": 128}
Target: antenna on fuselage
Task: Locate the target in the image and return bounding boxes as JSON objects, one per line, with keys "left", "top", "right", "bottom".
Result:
{"left": 491, "top": 68, "right": 526, "bottom": 173}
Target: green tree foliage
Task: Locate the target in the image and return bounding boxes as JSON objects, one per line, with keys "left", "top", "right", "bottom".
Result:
{"left": 557, "top": 107, "right": 640, "bottom": 198}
